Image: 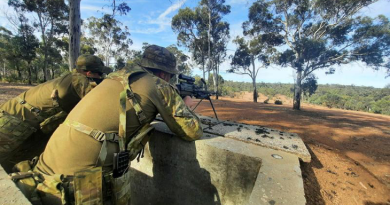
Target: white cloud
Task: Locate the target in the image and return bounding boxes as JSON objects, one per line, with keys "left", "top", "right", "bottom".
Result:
{"left": 159, "top": 0, "right": 186, "bottom": 19}
{"left": 226, "top": 0, "right": 254, "bottom": 6}
{"left": 131, "top": 0, "right": 187, "bottom": 34}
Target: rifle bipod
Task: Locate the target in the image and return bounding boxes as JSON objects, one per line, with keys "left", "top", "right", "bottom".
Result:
{"left": 192, "top": 98, "right": 219, "bottom": 121}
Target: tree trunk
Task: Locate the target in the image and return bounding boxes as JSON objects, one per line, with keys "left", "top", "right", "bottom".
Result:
{"left": 202, "top": 55, "right": 205, "bottom": 80}
{"left": 2, "top": 62, "right": 5, "bottom": 78}
{"left": 293, "top": 70, "right": 303, "bottom": 110}
{"left": 37, "top": 12, "right": 49, "bottom": 82}
{"left": 27, "top": 61, "right": 32, "bottom": 85}
{"left": 50, "top": 67, "right": 53, "bottom": 79}
{"left": 251, "top": 55, "right": 257, "bottom": 102}
{"left": 213, "top": 67, "right": 218, "bottom": 99}
{"left": 16, "top": 64, "right": 21, "bottom": 79}
{"left": 207, "top": 5, "right": 213, "bottom": 95}
{"left": 35, "top": 65, "right": 39, "bottom": 82}
{"left": 215, "top": 60, "right": 219, "bottom": 100}
{"left": 69, "top": 0, "right": 81, "bottom": 71}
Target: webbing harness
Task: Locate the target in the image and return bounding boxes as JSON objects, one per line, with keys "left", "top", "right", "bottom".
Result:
{"left": 63, "top": 119, "right": 119, "bottom": 167}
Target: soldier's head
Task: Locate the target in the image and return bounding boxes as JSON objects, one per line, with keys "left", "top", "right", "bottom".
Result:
{"left": 75, "top": 54, "right": 111, "bottom": 84}
{"left": 139, "top": 45, "right": 178, "bottom": 82}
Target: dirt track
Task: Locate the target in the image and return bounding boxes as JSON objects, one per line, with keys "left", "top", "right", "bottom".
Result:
{"left": 1, "top": 83, "right": 389, "bottom": 204}
{"left": 195, "top": 93, "right": 390, "bottom": 205}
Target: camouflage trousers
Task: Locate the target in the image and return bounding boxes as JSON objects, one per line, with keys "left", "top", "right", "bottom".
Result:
{"left": 0, "top": 110, "right": 37, "bottom": 165}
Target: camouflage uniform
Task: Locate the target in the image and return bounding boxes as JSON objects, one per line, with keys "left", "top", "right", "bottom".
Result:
{"left": 0, "top": 55, "right": 108, "bottom": 170}
{"left": 21, "top": 45, "right": 202, "bottom": 205}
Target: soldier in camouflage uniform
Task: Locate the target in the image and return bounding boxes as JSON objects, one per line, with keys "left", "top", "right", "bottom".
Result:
{"left": 0, "top": 54, "right": 109, "bottom": 171}
{"left": 10, "top": 45, "right": 203, "bottom": 205}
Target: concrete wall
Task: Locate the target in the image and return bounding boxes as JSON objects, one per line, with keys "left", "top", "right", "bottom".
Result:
{"left": 130, "top": 126, "right": 262, "bottom": 205}
{"left": 129, "top": 119, "right": 309, "bottom": 205}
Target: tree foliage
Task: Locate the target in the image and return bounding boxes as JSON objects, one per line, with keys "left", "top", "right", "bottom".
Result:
{"left": 246, "top": 0, "right": 390, "bottom": 110}
{"left": 84, "top": 15, "right": 132, "bottom": 67}
{"left": 166, "top": 44, "right": 192, "bottom": 75}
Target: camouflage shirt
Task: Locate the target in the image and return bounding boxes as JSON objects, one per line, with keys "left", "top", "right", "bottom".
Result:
{"left": 35, "top": 67, "right": 203, "bottom": 176}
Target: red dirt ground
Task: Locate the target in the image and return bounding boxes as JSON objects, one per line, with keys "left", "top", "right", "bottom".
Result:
{"left": 1, "top": 83, "right": 389, "bottom": 204}
{"left": 194, "top": 92, "right": 390, "bottom": 205}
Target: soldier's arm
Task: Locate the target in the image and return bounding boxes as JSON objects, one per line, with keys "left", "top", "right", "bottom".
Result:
{"left": 151, "top": 81, "right": 203, "bottom": 141}
{"left": 71, "top": 74, "right": 93, "bottom": 99}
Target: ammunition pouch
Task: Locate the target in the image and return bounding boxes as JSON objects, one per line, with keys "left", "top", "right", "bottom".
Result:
{"left": 0, "top": 109, "right": 37, "bottom": 161}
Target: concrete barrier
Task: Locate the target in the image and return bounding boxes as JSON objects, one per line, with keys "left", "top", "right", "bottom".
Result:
{"left": 130, "top": 116, "right": 310, "bottom": 205}
{"left": 0, "top": 115, "right": 310, "bottom": 205}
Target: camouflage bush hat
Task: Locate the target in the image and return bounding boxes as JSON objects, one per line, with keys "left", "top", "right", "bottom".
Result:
{"left": 139, "top": 45, "right": 178, "bottom": 75}
{"left": 76, "top": 54, "right": 106, "bottom": 74}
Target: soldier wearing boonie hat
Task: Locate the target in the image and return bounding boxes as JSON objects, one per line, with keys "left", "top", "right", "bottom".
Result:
{"left": 19, "top": 45, "right": 202, "bottom": 204}
{"left": 0, "top": 54, "right": 109, "bottom": 172}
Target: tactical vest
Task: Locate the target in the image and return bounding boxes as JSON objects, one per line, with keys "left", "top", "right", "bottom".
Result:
{"left": 10, "top": 66, "right": 155, "bottom": 205}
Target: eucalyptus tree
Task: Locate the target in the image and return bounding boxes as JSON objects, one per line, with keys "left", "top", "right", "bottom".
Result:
{"left": 199, "top": 0, "right": 230, "bottom": 98}
{"left": 172, "top": 0, "right": 230, "bottom": 97}
{"left": 16, "top": 22, "right": 39, "bottom": 84}
{"left": 0, "top": 27, "right": 13, "bottom": 78}
{"left": 85, "top": 15, "right": 132, "bottom": 67}
{"left": 69, "top": 0, "right": 130, "bottom": 71}
{"left": 8, "top": 0, "right": 68, "bottom": 81}
{"left": 167, "top": 45, "right": 192, "bottom": 75}
{"left": 172, "top": 7, "right": 208, "bottom": 79}
{"left": 246, "top": 0, "right": 390, "bottom": 110}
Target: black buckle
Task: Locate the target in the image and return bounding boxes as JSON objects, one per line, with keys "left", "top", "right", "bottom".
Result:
{"left": 30, "top": 108, "right": 41, "bottom": 114}
{"left": 20, "top": 100, "right": 26, "bottom": 104}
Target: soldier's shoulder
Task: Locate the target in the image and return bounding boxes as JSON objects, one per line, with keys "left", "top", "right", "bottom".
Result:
{"left": 108, "top": 64, "right": 147, "bottom": 80}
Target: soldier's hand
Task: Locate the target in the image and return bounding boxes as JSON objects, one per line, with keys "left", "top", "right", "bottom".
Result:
{"left": 183, "top": 96, "right": 193, "bottom": 108}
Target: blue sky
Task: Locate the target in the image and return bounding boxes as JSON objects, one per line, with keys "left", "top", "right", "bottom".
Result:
{"left": 0, "top": 0, "right": 389, "bottom": 88}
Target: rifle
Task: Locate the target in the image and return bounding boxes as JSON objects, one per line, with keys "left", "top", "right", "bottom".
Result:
{"left": 176, "top": 74, "right": 219, "bottom": 121}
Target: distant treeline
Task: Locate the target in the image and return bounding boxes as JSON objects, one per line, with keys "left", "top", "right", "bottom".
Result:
{"left": 214, "top": 80, "right": 390, "bottom": 115}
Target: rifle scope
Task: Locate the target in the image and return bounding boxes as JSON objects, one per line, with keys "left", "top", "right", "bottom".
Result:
{"left": 178, "top": 74, "right": 195, "bottom": 83}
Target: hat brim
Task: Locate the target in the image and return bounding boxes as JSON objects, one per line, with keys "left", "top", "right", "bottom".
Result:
{"left": 140, "top": 59, "right": 179, "bottom": 75}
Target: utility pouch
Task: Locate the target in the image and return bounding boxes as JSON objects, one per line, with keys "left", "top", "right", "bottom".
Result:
{"left": 36, "top": 174, "right": 66, "bottom": 205}
{"left": 73, "top": 167, "right": 103, "bottom": 205}
{"left": 0, "top": 110, "right": 36, "bottom": 158}
{"left": 113, "top": 151, "right": 130, "bottom": 178}
{"left": 110, "top": 168, "right": 131, "bottom": 205}
{"left": 39, "top": 111, "right": 67, "bottom": 134}
{"left": 127, "top": 123, "right": 154, "bottom": 161}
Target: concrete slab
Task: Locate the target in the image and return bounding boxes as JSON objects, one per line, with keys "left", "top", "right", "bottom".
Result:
{"left": 0, "top": 165, "right": 31, "bottom": 205}
{"left": 197, "top": 116, "right": 311, "bottom": 163}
